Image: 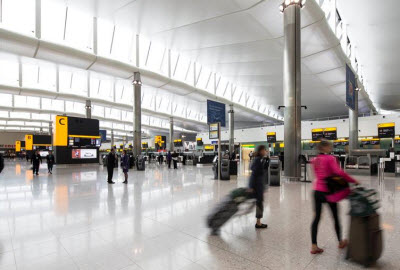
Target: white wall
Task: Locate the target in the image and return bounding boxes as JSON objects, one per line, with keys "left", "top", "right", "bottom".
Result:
{"left": 198, "top": 114, "right": 400, "bottom": 144}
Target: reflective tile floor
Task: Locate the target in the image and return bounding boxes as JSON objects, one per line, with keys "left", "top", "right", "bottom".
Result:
{"left": 0, "top": 160, "right": 399, "bottom": 270}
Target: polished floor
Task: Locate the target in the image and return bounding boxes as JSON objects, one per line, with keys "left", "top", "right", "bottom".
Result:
{"left": 0, "top": 159, "right": 399, "bottom": 270}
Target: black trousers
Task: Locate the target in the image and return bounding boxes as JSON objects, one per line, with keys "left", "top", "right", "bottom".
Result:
{"left": 107, "top": 166, "right": 114, "bottom": 182}
{"left": 33, "top": 163, "right": 40, "bottom": 174}
{"left": 48, "top": 163, "right": 53, "bottom": 172}
{"left": 167, "top": 160, "right": 171, "bottom": 168}
{"left": 311, "top": 191, "right": 341, "bottom": 244}
{"left": 173, "top": 160, "right": 177, "bottom": 169}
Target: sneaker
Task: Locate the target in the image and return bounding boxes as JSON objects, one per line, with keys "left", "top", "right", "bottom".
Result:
{"left": 122, "top": 180, "right": 128, "bottom": 184}
{"left": 107, "top": 181, "right": 115, "bottom": 184}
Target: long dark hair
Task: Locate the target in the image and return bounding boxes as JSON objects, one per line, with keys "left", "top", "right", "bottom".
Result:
{"left": 254, "top": 145, "right": 266, "bottom": 157}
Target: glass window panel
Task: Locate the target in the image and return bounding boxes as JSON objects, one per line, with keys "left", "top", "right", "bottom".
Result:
{"left": 29, "top": 122, "right": 42, "bottom": 127}
{"left": 0, "top": 120, "right": 6, "bottom": 125}
{"left": 111, "top": 25, "right": 133, "bottom": 62}
{"left": 7, "top": 121, "right": 25, "bottom": 126}
{"left": 97, "top": 19, "right": 114, "bottom": 57}
{"left": 139, "top": 36, "right": 151, "bottom": 67}
{"left": 196, "top": 67, "right": 213, "bottom": 92}
{"left": 31, "top": 113, "right": 51, "bottom": 120}
{"left": 1, "top": 0, "right": 35, "bottom": 35}
{"left": 9, "top": 112, "right": 29, "bottom": 118}
{"left": 172, "top": 55, "right": 191, "bottom": 83}
{"left": 38, "top": 64, "right": 57, "bottom": 90}
{"left": 64, "top": 7, "right": 93, "bottom": 51}
{"left": 115, "top": 80, "right": 132, "bottom": 105}
{"left": 65, "top": 101, "right": 84, "bottom": 114}
{"left": 59, "top": 68, "right": 88, "bottom": 96}
{"left": 22, "top": 63, "right": 39, "bottom": 88}
{"left": 146, "top": 41, "right": 166, "bottom": 74}
{"left": 92, "top": 105, "right": 104, "bottom": 118}
{"left": 0, "top": 94, "right": 12, "bottom": 107}
{"left": 42, "top": 0, "right": 66, "bottom": 43}
{"left": 0, "top": 60, "right": 19, "bottom": 86}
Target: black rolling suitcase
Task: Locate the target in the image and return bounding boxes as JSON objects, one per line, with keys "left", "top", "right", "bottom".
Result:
{"left": 207, "top": 188, "right": 255, "bottom": 234}
{"left": 346, "top": 187, "right": 383, "bottom": 267}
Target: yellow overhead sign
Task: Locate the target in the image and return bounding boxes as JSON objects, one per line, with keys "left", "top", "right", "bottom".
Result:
{"left": 204, "top": 145, "right": 214, "bottom": 150}
{"left": 174, "top": 139, "right": 182, "bottom": 142}
{"left": 378, "top": 123, "right": 395, "bottom": 128}
{"left": 267, "top": 132, "right": 276, "bottom": 135}
{"left": 55, "top": 116, "right": 68, "bottom": 146}
{"left": 324, "top": 127, "right": 337, "bottom": 132}
{"left": 25, "top": 134, "right": 33, "bottom": 150}
{"left": 312, "top": 128, "right": 324, "bottom": 132}
{"left": 16, "top": 141, "right": 21, "bottom": 152}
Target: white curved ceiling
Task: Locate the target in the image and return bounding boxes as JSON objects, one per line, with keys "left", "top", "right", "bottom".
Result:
{"left": 337, "top": 0, "right": 400, "bottom": 111}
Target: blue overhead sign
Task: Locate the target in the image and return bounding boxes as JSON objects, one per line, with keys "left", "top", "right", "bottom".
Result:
{"left": 99, "top": 130, "right": 107, "bottom": 142}
{"left": 346, "top": 64, "right": 356, "bottom": 111}
{"left": 207, "top": 100, "right": 226, "bottom": 127}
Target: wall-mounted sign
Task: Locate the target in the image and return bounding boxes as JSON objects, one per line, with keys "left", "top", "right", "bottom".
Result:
{"left": 370, "top": 139, "right": 380, "bottom": 145}
{"left": 174, "top": 139, "right": 183, "bottom": 147}
{"left": 333, "top": 139, "right": 348, "bottom": 146}
{"left": 378, "top": 123, "right": 395, "bottom": 138}
{"left": 207, "top": 100, "right": 226, "bottom": 127}
{"left": 361, "top": 139, "right": 371, "bottom": 145}
{"left": 71, "top": 149, "right": 97, "bottom": 159}
{"left": 395, "top": 137, "right": 400, "bottom": 144}
{"left": 204, "top": 145, "right": 214, "bottom": 150}
{"left": 312, "top": 129, "right": 324, "bottom": 141}
{"left": 209, "top": 123, "right": 219, "bottom": 139}
{"left": 142, "top": 142, "right": 148, "bottom": 149}
{"left": 267, "top": 132, "right": 276, "bottom": 143}
{"left": 196, "top": 138, "right": 203, "bottom": 146}
{"left": 241, "top": 144, "right": 255, "bottom": 148}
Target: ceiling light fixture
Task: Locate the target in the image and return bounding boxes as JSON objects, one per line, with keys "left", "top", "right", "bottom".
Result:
{"left": 280, "top": 0, "right": 306, "bottom": 13}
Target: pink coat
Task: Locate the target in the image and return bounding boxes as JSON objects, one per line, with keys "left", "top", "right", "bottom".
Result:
{"left": 311, "top": 154, "right": 357, "bottom": 202}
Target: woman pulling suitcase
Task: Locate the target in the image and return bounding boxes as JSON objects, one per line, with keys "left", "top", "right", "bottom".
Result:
{"left": 310, "top": 140, "right": 359, "bottom": 254}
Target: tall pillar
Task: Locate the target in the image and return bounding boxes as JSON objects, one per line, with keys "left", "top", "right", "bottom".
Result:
{"left": 228, "top": 104, "right": 234, "bottom": 154}
{"left": 85, "top": 100, "right": 92, "bottom": 119}
{"left": 111, "top": 129, "right": 114, "bottom": 150}
{"left": 281, "top": 0, "right": 304, "bottom": 178}
{"left": 49, "top": 122, "right": 53, "bottom": 138}
{"left": 133, "top": 72, "right": 142, "bottom": 157}
{"left": 349, "top": 90, "right": 359, "bottom": 151}
{"left": 169, "top": 117, "right": 174, "bottom": 151}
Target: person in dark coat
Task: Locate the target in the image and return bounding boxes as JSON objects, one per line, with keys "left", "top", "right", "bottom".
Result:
{"left": 248, "top": 145, "right": 269, "bottom": 229}
{"left": 167, "top": 151, "right": 172, "bottom": 169}
{"left": 107, "top": 148, "right": 117, "bottom": 184}
{"left": 46, "top": 151, "right": 55, "bottom": 174}
{"left": 172, "top": 151, "right": 179, "bottom": 169}
{"left": 31, "top": 150, "right": 42, "bottom": 176}
{"left": 0, "top": 153, "right": 4, "bottom": 173}
{"left": 121, "top": 150, "right": 129, "bottom": 184}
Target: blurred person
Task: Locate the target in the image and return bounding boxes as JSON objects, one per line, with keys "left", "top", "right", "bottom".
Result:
{"left": 310, "top": 140, "right": 359, "bottom": 254}
{"left": 248, "top": 145, "right": 268, "bottom": 229}
{"left": 31, "top": 150, "right": 42, "bottom": 176}
{"left": 107, "top": 148, "right": 117, "bottom": 184}
{"left": 0, "top": 152, "right": 4, "bottom": 173}
{"left": 121, "top": 150, "right": 129, "bottom": 184}
{"left": 172, "top": 151, "right": 179, "bottom": 169}
{"left": 167, "top": 151, "right": 172, "bottom": 169}
{"left": 46, "top": 151, "right": 55, "bottom": 174}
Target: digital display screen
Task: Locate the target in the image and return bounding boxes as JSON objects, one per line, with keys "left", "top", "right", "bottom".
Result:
{"left": 323, "top": 130, "right": 337, "bottom": 140}
{"left": 312, "top": 131, "right": 324, "bottom": 141}
{"left": 72, "top": 149, "right": 97, "bottom": 159}
{"left": 361, "top": 140, "right": 370, "bottom": 145}
{"left": 197, "top": 140, "right": 203, "bottom": 146}
{"left": 333, "top": 142, "right": 342, "bottom": 147}
{"left": 267, "top": 133, "right": 276, "bottom": 143}
{"left": 69, "top": 137, "right": 99, "bottom": 147}
{"left": 174, "top": 141, "right": 183, "bottom": 147}
{"left": 378, "top": 126, "right": 395, "bottom": 138}
{"left": 142, "top": 143, "right": 148, "bottom": 149}
{"left": 370, "top": 140, "right": 380, "bottom": 145}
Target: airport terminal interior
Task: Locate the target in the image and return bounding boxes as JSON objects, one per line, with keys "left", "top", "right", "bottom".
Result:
{"left": 0, "top": 0, "right": 399, "bottom": 269}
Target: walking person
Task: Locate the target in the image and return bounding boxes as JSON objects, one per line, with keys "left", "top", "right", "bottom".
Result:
{"left": 46, "top": 151, "right": 55, "bottom": 174}
{"left": 310, "top": 140, "right": 359, "bottom": 254}
{"left": 167, "top": 151, "right": 172, "bottom": 169}
{"left": 31, "top": 150, "right": 42, "bottom": 176}
{"left": 248, "top": 145, "right": 268, "bottom": 229}
{"left": 121, "top": 150, "right": 129, "bottom": 184}
{"left": 172, "top": 151, "right": 179, "bottom": 169}
{"left": 107, "top": 148, "right": 117, "bottom": 184}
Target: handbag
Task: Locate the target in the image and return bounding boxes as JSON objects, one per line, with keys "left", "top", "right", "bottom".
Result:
{"left": 325, "top": 175, "right": 350, "bottom": 202}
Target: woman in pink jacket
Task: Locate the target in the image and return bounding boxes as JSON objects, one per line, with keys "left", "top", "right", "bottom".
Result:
{"left": 310, "top": 140, "right": 359, "bottom": 254}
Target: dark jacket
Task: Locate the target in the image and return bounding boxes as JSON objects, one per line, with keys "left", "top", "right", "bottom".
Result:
{"left": 46, "top": 154, "right": 55, "bottom": 164}
{"left": 107, "top": 152, "right": 116, "bottom": 168}
{"left": 121, "top": 154, "right": 129, "bottom": 169}
{"left": 31, "top": 154, "right": 42, "bottom": 165}
{"left": 0, "top": 153, "right": 4, "bottom": 173}
{"left": 248, "top": 156, "right": 269, "bottom": 191}
{"left": 167, "top": 152, "right": 172, "bottom": 161}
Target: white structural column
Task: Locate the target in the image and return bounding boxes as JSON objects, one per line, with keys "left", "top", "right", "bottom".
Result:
{"left": 228, "top": 104, "right": 234, "bottom": 154}
{"left": 133, "top": 72, "right": 142, "bottom": 157}
{"left": 349, "top": 90, "right": 359, "bottom": 151}
{"left": 35, "top": 0, "right": 41, "bottom": 39}
{"left": 282, "top": 0, "right": 304, "bottom": 178}
{"left": 111, "top": 129, "right": 114, "bottom": 149}
{"left": 169, "top": 117, "right": 174, "bottom": 151}
{"left": 85, "top": 100, "right": 92, "bottom": 119}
